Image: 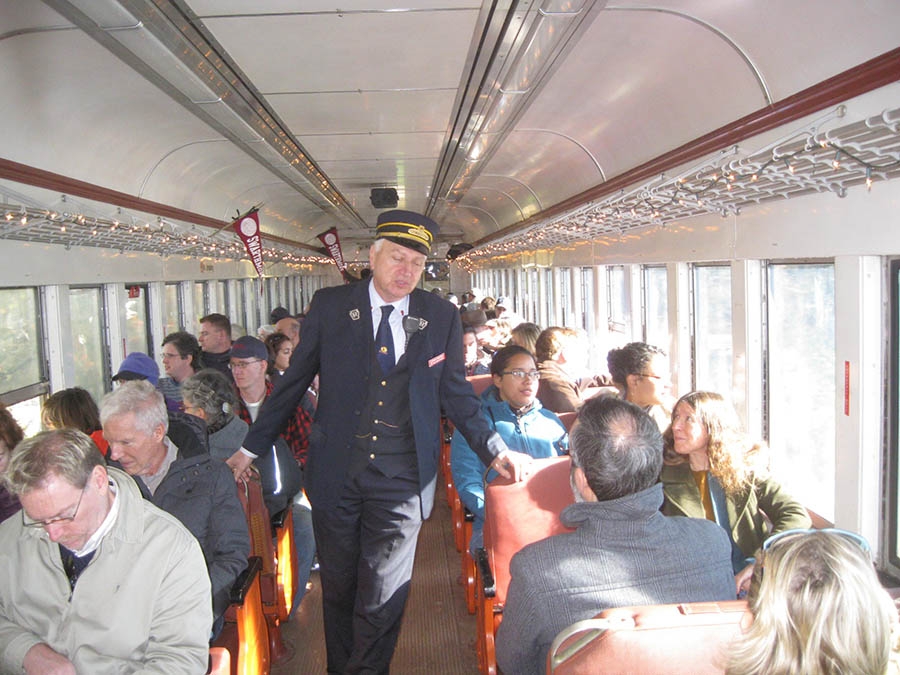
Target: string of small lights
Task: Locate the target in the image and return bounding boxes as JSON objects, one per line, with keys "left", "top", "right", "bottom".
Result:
{"left": 454, "top": 104, "right": 900, "bottom": 271}
{"left": 0, "top": 204, "right": 332, "bottom": 269}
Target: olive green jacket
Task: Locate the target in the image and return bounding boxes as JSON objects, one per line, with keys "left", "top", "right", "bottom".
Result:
{"left": 660, "top": 462, "right": 812, "bottom": 558}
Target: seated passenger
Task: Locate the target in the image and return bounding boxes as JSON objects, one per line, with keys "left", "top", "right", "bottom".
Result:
{"left": 535, "top": 326, "right": 613, "bottom": 413}
{"left": 41, "top": 387, "right": 108, "bottom": 455}
{"left": 463, "top": 327, "right": 490, "bottom": 376}
{"left": 606, "top": 341, "right": 672, "bottom": 431}
{"left": 158, "top": 331, "right": 202, "bottom": 405}
{"left": 496, "top": 397, "right": 735, "bottom": 675}
{"left": 509, "top": 321, "right": 541, "bottom": 355}
{"left": 198, "top": 313, "right": 233, "bottom": 380}
{"left": 181, "top": 368, "right": 246, "bottom": 463}
{"left": 230, "top": 336, "right": 314, "bottom": 618}
{"left": 451, "top": 345, "right": 566, "bottom": 551}
{"left": 265, "top": 331, "right": 294, "bottom": 382}
{"left": 0, "top": 404, "right": 23, "bottom": 524}
{"left": 727, "top": 529, "right": 900, "bottom": 675}
{"left": 100, "top": 381, "right": 249, "bottom": 631}
{"left": 661, "top": 391, "right": 812, "bottom": 594}
{"left": 0, "top": 428, "right": 212, "bottom": 673}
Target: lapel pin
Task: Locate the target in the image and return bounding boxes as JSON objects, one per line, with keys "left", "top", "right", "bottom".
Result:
{"left": 349, "top": 309, "right": 360, "bottom": 320}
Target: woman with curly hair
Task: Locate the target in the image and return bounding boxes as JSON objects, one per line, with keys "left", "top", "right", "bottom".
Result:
{"left": 727, "top": 529, "right": 900, "bottom": 675}
{"left": 661, "top": 391, "right": 810, "bottom": 594}
{"left": 0, "top": 403, "right": 24, "bottom": 523}
{"left": 181, "top": 368, "right": 244, "bottom": 462}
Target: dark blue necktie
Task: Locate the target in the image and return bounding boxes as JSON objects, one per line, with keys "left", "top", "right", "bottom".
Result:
{"left": 376, "top": 305, "right": 395, "bottom": 373}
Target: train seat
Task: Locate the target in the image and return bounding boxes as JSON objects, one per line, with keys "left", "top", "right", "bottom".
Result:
{"left": 547, "top": 600, "right": 748, "bottom": 675}
{"left": 475, "top": 455, "right": 575, "bottom": 674}
{"left": 237, "top": 471, "right": 292, "bottom": 665}
{"left": 212, "top": 557, "right": 269, "bottom": 675}
{"left": 467, "top": 373, "right": 493, "bottom": 397}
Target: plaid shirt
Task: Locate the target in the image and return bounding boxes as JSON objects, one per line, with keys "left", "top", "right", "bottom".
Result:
{"left": 237, "top": 380, "right": 312, "bottom": 467}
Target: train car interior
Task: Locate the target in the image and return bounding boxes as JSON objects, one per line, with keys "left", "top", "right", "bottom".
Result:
{"left": 1, "top": 2, "right": 900, "bottom": 673}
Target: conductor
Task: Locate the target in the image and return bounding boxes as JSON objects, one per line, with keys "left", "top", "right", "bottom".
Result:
{"left": 227, "top": 210, "right": 529, "bottom": 674}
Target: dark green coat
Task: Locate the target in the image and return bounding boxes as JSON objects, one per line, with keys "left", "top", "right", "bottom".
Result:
{"left": 660, "top": 462, "right": 812, "bottom": 558}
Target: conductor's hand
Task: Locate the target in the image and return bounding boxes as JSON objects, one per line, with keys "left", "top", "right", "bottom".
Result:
{"left": 490, "top": 450, "right": 533, "bottom": 482}
{"left": 226, "top": 450, "right": 254, "bottom": 483}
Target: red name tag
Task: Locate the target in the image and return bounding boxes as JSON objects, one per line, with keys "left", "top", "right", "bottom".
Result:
{"left": 428, "top": 353, "right": 446, "bottom": 367}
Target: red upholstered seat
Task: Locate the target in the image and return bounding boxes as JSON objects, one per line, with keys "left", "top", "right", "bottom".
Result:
{"left": 475, "top": 455, "right": 575, "bottom": 674}
{"left": 547, "top": 600, "right": 748, "bottom": 675}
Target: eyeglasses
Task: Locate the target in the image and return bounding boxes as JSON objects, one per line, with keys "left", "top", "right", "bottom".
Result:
{"left": 635, "top": 372, "right": 663, "bottom": 380}
{"left": 161, "top": 351, "right": 183, "bottom": 360}
{"left": 762, "top": 527, "right": 871, "bottom": 556}
{"left": 229, "top": 359, "right": 264, "bottom": 371}
{"left": 23, "top": 484, "right": 87, "bottom": 528}
{"left": 501, "top": 369, "right": 541, "bottom": 381}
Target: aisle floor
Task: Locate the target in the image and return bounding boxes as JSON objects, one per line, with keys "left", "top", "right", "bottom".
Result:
{"left": 273, "top": 492, "right": 480, "bottom": 674}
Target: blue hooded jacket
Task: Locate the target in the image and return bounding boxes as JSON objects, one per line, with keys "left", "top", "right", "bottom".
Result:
{"left": 451, "top": 384, "right": 567, "bottom": 550}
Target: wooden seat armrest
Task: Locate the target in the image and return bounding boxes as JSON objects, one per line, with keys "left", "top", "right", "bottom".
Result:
{"left": 230, "top": 556, "right": 263, "bottom": 605}
{"left": 474, "top": 547, "right": 495, "bottom": 597}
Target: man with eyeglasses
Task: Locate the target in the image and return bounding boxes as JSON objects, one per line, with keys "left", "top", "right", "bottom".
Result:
{"left": 158, "top": 331, "right": 202, "bottom": 404}
{"left": 230, "top": 335, "right": 312, "bottom": 618}
{"left": 0, "top": 428, "right": 212, "bottom": 674}
{"left": 226, "top": 210, "right": 532, "bottom": 674}
{"left": 100, "top": 380, "right": 248, "bottom": 635}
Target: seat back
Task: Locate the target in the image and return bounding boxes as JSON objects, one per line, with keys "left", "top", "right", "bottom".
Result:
{"left": 548, "top": 600, "right": 748, "bottom": 675}
{"left": 556, "top": 411, "right": 577, "bottom": 431}
{"left": 483, "top": 455, "right": 575, "bottom": 606}
{"left": 271, "top": 505, "right": 297, "bottom": 622}
{"left": 467, "top": 373, "right": 494, "bottom": 397}
{"left": 212, "top": 557, "right": 270, "bottom": 675}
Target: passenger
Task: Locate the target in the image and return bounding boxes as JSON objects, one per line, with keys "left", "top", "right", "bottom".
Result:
{"left": 496, "top": 396, "right": 735, "bottom": 675}
{"left": 41, "top": 387, "right": 108, "bottom": 455}
{"left": 483, "top": 317, "right": 513, "bottom": 352}
{"left": 256, "top": 323, "right": 276, "bottom": 340}
{"left": 181, "top": 369, "right": 244, "bottom": 463}
{"left": 270, "top": 306, "right": 291, "bottom": 324}
{"left": 661, "top": 391, "right": 812, "bottom": 594}
{"left": 0, "top": 404, "right": 23, "bottom": 523}
{"left": 198, "top": 312, "right": 233, "bottom": 379}
{"left": 111, "top": 351, "right": 160, "bottom": 385}
{"left": 451, "top": 345, "right": 567, "bottom": 551}
{"left": 229, "top": 336, "right": 312, "bottom": 617}
{"left": 463, "top": 326, "right": 490, "bottom": 376}
{"left": 480, "top": 296, "right": 497, "bottom": 319}
{"left": 227, "top": 210, "right": 530, "bottom": 674}
{"left": 606, "top": 341, "right": 672, "bottom": 431}
{"left": 0, "top": 428, "right": 212, "bottom": 673}
{"left": 727, "top": 529, "right": 900, "bottom": 675}
{"left": 100, "top": 381, "right": 249, "bottom": 632}
{"left": 535, "top": 326, "right": 614, "bottom": 413}
{"left": 275, "top": 315, "right": 301, "bottom": 349}
{"left": 509, "top": 321, "right": 541, "bottom": 355}
{"left": 265, "top": 331, "right": 294, "bottom": 381}
{"left": 158, "top": 331, "right": 201, "bottom": 405}
{"left": 495, "top": 295, "right": 523, "bottom": 326}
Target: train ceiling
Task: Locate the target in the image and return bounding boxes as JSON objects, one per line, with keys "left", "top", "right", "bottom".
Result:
{"left": 1, "top": 1, "right": 899, "bottom": 264}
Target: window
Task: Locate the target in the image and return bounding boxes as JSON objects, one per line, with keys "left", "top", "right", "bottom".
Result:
{"left": 643, "top": 266, "right": 668, "bottom": 350}
{"left": 233, "top": 280, "right": 247, "bottom": 336}
{"left": 558, "top": 268, "right": 572, "bottom": 327}
{"left": 606, "top": 266, "right": 628, "bottom": 347}
{"left": 123, "top": 284, "right": 150, "bottom": 356}
{"left": 193, "top": 282, "right": 206, "bottom": 319}
{"left": 0, "top": 288, "right": 44, "bottom": 397}
{"left": 766, "top": 262, "right": 835, "bottom": 520}
{"left": 0, "top": 288, "right": 47, "bottom": 433}
{"left": 69, "top": 287, "right": 109, "bottom": 404}
{"left": 579, "top": 267, "right": 594, "bottom": 333}
{"left": 692, "top": 265, "right": 732, "bottom": 395}
{"left": 164, "top": 283, "right": 182, "bottom": 335}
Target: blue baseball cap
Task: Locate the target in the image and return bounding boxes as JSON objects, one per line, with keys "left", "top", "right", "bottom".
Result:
{"left": 113, "top": 352, "right": 159, "bottom": 385}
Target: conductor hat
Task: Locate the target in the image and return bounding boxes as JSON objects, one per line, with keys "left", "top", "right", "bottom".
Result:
{"left": 375, "top": 210, "right": 438, "bottom": 256}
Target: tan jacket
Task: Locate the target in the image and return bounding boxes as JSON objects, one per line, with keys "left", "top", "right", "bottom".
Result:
{"left": 0, "top": 467, "right": 212, "bottom": 674}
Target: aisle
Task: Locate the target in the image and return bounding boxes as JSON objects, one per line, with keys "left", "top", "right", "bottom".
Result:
{"left": 273, "top": 492, "right": 479, "bottom": 674}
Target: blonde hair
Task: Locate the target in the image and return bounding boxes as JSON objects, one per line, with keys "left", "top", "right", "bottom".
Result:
{"left": 727, "top": 531, "right": 899, "bottom": 675}
{"left": 662, "top": 391, "right": 768, "bottom": 498}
